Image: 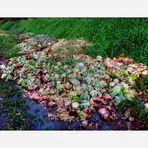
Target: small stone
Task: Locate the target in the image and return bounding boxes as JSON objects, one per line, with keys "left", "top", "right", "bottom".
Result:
{"left": 71, "top": 102, "right": 79, "bottom": 109}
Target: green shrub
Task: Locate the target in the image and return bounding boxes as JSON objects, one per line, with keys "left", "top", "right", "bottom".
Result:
{"left": 135, "top": 76, "right": 148, "bottom": 90}
{"left": 0, "top": 79, "right": 33, "bottom": 130}
{"left": 0, "top": 35, "right": 20, "bottom": 58}
{"left": 0, "top": 18, "right": 147, "bottom": 64}
{"left": 117, "top": 99, "right": 148, "bottom": 123}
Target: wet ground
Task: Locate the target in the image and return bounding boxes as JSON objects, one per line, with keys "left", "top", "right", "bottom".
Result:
{"left": 0, "top": 101, "right": 7, "bottom": 129}
{"left": 25, "top": 98, "right": 115, "bottom": 130}
{"left": 20, "top": 97, "right": 120, "bottom": 130}
{"left": 0, "top": 90, "right": 126, "bottom": 130}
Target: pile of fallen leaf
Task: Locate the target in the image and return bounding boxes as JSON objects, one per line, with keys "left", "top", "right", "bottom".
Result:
{"left": 15, "top": 33, "right": 90, "bottom": 60}
{"left": 0, "top": 33, "right": 148, "bottom": 125}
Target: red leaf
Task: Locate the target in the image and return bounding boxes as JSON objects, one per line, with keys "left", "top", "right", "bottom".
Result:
{"left": 29, "top": 92, "right": 40, "bottom": 100}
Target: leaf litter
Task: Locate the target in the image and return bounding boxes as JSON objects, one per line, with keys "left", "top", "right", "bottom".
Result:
{"left": 0, "top": 33, "right": 148, "bottom": 129}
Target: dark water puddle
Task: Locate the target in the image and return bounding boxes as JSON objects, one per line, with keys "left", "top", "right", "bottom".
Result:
{"left": 0, "top": 95, "right": 7, "bottom": 129}
{"left": 24, "top": 96, "right": 117, "bottom": 130}
{"left": 0, "top": 112, "right": 7, "bottom": 130}
{"left": 24, "top": 98, "right": 81, "bottom": 130}
{"left": 0, "top": 82, "right": 125, "bottom": 130}
{"left": 0, "top": 90, "right": 121, "bottom": 130}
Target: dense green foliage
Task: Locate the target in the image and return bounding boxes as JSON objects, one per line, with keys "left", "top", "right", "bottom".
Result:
{"left": 117, "top": 99, "right": 148, "bottom": 124}
{"left": 135, "top": 75, "right": 148, "bottom": 90}
{"left": 0, "top": 79, "right": 33, "bottom": 130}
{"left": 0, "top": 34, "right": 20, "bottom": 58}
{"left": 0, "top": 18, "right": 148, "bottom": 64}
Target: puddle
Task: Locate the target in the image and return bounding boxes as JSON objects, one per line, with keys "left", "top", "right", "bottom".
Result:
{"left": 24, "top": 96, "right": 118, "bottom": 130}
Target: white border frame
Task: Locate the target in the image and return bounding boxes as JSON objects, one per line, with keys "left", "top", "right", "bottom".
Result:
{"left": 0, "top": 0, "right": 148, "bottom": 17}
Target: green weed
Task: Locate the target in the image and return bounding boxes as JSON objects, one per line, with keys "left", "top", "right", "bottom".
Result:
{"left": 1, "top": 18, "right": 147, "bottom": 64}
